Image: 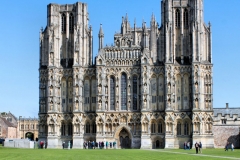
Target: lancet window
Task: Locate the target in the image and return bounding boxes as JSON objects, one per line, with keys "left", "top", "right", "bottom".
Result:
{"left": 175, "top": 9, "right": 180, "bottom": 28}
{"left": 177, "top": 122, "right": 181, "bottom": 135}
{"left": 121, "top": 73, "right": 127, "bottom": 110}
{"left": 184, "top": 122, "right": 189, "bottom": 135}
{"left": 69, "top": 13, "right": 74, "bottom": 33}
{"left": 132, "top": 75, "right": 138, "bottom": 110}
{"left": 184, "top": 9, "right": 188, "bottom": 28}
{"left": 110, "top": 76, "right": 115, "bottom": 110}
{"left": 61, "top": 13, "right": 66, "bottom": 32}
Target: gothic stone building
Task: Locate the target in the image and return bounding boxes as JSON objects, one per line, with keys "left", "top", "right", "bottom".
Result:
{"left": 39, "top": 0, "right": 214, "bottom": 149}
{"left": 0, "top": 112, "right": 18, "bottom": 139}
{"left": 18, "top": 117, "right": 39, "bottom": 141}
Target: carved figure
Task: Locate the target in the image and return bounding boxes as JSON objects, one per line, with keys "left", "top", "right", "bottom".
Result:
{"left": 98, "top": 85, "right": 102, "bottom": 94}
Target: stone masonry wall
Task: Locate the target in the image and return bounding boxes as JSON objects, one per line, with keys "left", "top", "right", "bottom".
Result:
{"left": 213, "top": 126, "right": 240, "bottom": 148}
{"left": 8, "top": 127, "right": 17, "bottom": 138}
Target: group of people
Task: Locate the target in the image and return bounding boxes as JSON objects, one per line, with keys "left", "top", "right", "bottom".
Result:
{"left": 184, "top": 141, "right": 202, "bottom": 154}
{"left": 83, "top": 141, "right": 116, "bottom": 149}
{"left": 194, "top": 142, "right": 202, "bottom": 154}
{"left": 183, "top": 142, "right": 191, "bottom": 150}
{"left": 225, "top": 142, "right": 234, "bottom": 151}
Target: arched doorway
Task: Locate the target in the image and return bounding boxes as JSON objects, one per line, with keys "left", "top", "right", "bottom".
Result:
{"left": 119, "top": 129, "right": 131, "bottom": 149}
{"left": 156, "top": 140, "right": 160, "bottom": 148}
{"left": 25, "top": 132, "right": 34, "bottom": 141}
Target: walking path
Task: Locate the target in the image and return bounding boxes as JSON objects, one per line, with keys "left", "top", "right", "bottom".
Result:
{"left": 147, "top": 149, "right": 240, "bottom": 160}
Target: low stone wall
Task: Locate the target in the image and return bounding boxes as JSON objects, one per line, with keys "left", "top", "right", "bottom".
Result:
{"left": 213, "top": 126, "right": 239, "bottom": 148}
{"left": 4, "top": 139, "right": 35, "bottom": 148}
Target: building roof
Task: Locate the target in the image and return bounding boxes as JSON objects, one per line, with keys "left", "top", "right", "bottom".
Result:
{"left": 0, "top": 117, "right": 15, "bottom": 127}
{"left": 213, "top": 108, "right": 240, "bottom": 117}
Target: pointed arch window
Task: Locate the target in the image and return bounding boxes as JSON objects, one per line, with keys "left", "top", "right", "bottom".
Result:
{"left": 184, "top": 9, "right": 189, "bottom": 28}
{"left": 158, "top": 122, "right": 163, "bottom": 133}
{"left": 184, "top": 122, "right": 189, "bottom": 135}
{"left": 68, "top": 123, "right": 72, "bottom": 136}
{"left": 151, "top": 122, "right": 156, "bottom": 133}
{"left": 121, "top": 73, "right": 127, "bottom": 110}
{"left": 61, "top": 122, "right": 66, "bottom": 136}
{"left": 132, "top": 75, "right": 138, "bottom": 110}
{"left": 177, "top": 122, "right": 181, "bottom": 135}
{"left": 69, "top": 13, "right": 74, "bottom": 33}
{"left": 92, "top": 123, "right": 96, "bottom": 133}
{"left": 175, "top": 9, "right": 180, "bottom": 28}
{"left": 86, "top": 122, "right": 90, "bottom": 133}
{"left": 110, "top": 76, "right": 115, "bottom": 110}
{"left": 61, "top": 13, "right": 66, "bottom": 32}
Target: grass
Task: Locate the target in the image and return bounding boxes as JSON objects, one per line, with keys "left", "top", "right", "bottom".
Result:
{"left": 0, "top": 145, "right": 240, "bottom": 160}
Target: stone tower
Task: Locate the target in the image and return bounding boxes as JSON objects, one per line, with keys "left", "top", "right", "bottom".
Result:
{"left": 160, "top": 0, "right": 213, "bottom": 148}
{"left": 38, "top": 2, "right": 93, "bottom": 148}
{"left": 39, "top": 0, "right": 214, "bottom": 149}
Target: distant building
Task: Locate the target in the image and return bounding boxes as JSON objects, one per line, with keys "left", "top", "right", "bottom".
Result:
{"left": 18, "top": 117, "right": 39, "bottom": 141}
{"left": 0, "top": 112, "right": 18, "bottom": 139}
{"left": 213, "top": 103, "right": 240, "bottom": 148}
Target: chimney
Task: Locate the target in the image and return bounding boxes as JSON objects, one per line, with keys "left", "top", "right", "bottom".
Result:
{"left": 226, "top": 103, "right": 229, "bottom": 109}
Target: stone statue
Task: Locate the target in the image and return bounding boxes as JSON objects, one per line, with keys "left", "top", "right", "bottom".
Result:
{"left": 75, "top": 86, "right": 79, "bottom": 95}
{"left": 105, "top": 101, "right": 108, "bottom": 110}
{"left": 75, "top": 102, "right": 79, "bottom": 110}
{"left": 116, "top": 85, "right": 119, "bottom": 94}
{"left": 144, "top": 85, "right": 147, "bottom": 93}
{"left": 98, "top": 102, "right": 102, "bottom": 110}
{"left": 143, "top": 99, "right": 147, "bottom": 109}
{"left": 105, "top": 86, "right": 108, "bottom": 94}
{"left": 50, "top": 87, "right": 53, "bottom": 96}
{"left": 98, "top": 85, "right": 102, "bottom": 94}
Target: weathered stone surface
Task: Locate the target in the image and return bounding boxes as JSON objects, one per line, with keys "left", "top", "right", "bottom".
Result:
{"left": 213, "top": 126, "right": 239, "bottom": 148}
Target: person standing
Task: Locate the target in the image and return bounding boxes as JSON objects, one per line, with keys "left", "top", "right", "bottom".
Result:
{"left": 62, "top": 142, "right": 65, "bottom": 149}
{"left": 195, "top": 142, "right": 199, "bottom": 154}
{"left": 106, "top": 141, "right": 108, "bottom": 149}
{"left": 199, "top": 142, "right": 202, "bottom": 153}
{"left": 102, "top": 141, "right": 104, "bottom": 149}
{"left": 187, "top": 142, "right": 190, "bottom": 150}
{"left": 96, "top": 141, "right": 98, "bottom": 149}
{"left": 93, "top": 141, "right": 95, "bottom": 149}
{"left": 110, "top": 142, "right": 112, "bottom": 149}
{"left": 113, "top": 141, "right": 116, "bottom": 149}
{"left": 225, "top": 142, "right": 229, "bottom": 151}
{"left": 231, "top": 143, "right": 234, "bottom": 151}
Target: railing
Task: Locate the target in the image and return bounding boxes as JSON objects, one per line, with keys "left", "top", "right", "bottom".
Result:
{"left": 104, "top": 48, "right": 141, "bottom": 60}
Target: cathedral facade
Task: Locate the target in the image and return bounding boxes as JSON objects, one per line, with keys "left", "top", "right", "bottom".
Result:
{"left": 38, "top": 0, "right": 214, "bottom": 149}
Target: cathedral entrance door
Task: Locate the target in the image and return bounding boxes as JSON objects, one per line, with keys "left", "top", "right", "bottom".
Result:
{"left": 119, "top": 129, "right": 131, "bottom": 149}
{"left": 156, "top": 140, "right": 160, "bottom": 148}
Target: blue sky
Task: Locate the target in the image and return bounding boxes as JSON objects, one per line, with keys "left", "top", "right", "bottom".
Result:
{"left": 0, "top": 0, "right": 240, "bottom": 118}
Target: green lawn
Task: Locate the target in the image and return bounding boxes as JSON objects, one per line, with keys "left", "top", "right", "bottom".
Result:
{"left": 0, "top": 146, "right": 239, "bottom": 160}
